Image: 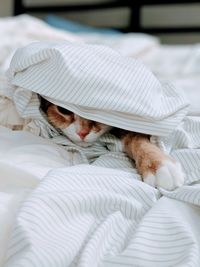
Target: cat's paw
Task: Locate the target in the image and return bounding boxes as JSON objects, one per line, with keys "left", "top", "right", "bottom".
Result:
{"left": 144, "top": 160, "right": 185, "bottom": 190}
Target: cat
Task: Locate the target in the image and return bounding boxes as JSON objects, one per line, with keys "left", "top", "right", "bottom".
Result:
{"left": 40, "top": 96, "right": 185, "bottom": 190}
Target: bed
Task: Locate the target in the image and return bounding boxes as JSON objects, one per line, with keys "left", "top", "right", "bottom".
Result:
{"left": 0, "top": 2, "right": 200, "bottom": 267}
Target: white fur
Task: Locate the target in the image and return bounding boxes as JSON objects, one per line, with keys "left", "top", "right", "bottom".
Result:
{"left": 143, "top": 174, "right": 156, "bottom": 187}
{"left": 62, "top": 123, "right": 82, "bottom": 143}
{"left": 61, "top": 121, "right": 110, "bottom": 147}
{"left": 144, "top": 160, "right": 185, "bottom": 190}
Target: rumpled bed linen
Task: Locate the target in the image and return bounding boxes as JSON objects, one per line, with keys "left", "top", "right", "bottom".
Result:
{"left": 1, "top": 41, "right": 200, "bottom": 267}
{"left": 1, "top": 126, "right": 200, "bottom": 267}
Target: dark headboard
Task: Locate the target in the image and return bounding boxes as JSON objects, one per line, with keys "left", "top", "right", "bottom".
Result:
{"left": 14, "top": 0, "right": 200, "bottom": 34}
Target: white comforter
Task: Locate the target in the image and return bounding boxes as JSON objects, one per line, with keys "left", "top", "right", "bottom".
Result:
{"left": 0, "top": 15, "right": 200, "bottom": 267}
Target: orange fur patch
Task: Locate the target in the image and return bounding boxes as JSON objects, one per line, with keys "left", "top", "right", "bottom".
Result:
{"left": 122, "top": 132, "right": 170, "bottom": 178}
{"left": 47, "top": 105, "right": 74, "bottom": 129}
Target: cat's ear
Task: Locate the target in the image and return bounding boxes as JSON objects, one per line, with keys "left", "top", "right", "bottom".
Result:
{"left": 39, "top": 95, "right": 52, "bottom": 113}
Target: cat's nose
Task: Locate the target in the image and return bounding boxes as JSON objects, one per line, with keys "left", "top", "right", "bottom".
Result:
{"left": 77, "top": 131, "right": 89, "bottom": 139}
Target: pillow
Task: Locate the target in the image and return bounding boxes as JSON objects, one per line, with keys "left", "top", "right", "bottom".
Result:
{"left": 44, "top": 15, "right": 121, "bottom": 35}
{"left": 6, "top": 41, "right": 188, "bottom": 138}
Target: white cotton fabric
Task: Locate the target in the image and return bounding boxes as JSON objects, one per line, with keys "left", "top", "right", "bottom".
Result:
{"left": 0, "top": 125, "right": 199, "bottom": 267}
{"left": 0, "top": 15, "right": 79, "bottom": 74}
{"left": 1, "top": 41, "right": 200, "bottom": 267}
{"left": 4, "top": 165, "right": 198, "bottom": 267}
{"left": 140, "top": 45, "right": 200, "bottom": 116}
{"left": 80, "top": 32, "right": 160, "bottom": 57}
{"left": 5, "top": 41, "right": 188, "bottom": 137}
{"left": 0, "top": 15, "right": 80, "bottom": 130}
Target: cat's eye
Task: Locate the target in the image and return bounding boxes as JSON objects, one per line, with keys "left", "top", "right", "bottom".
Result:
{"left": 57, "top": 106, "right": 73, "bottom": 115}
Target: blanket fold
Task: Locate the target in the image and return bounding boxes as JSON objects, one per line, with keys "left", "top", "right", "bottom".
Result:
{"left": 6, "top": 41, "right": 189, "bottom": 137}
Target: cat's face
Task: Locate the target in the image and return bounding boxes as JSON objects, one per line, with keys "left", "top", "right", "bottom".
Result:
{"left": 46, "top": 104, "right": 111, "bottom": 147}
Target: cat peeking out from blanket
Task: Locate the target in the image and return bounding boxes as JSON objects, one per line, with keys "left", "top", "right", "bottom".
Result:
{"left": 40, "top": 96, "right": 185, "bottom": 191}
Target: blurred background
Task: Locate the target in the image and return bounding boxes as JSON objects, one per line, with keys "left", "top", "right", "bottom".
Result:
{"left": 1, "top": 0, "right": 200, "bottom": 44}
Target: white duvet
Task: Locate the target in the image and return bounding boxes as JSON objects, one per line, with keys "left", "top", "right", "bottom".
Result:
{"left": 0, "top": 15, "right": 200, "bottom": 267}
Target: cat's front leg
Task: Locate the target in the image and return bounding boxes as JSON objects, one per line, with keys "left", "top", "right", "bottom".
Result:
{"left": 122, "top": 133, "right": 185, "bottom": 190}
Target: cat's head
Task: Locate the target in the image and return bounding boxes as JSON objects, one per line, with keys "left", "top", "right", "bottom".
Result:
{"left": 43, "top": 102, "right": 111, "bottom": 147}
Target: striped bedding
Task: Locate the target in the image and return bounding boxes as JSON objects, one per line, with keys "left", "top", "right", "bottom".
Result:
{"left": 1, "top": 41, "right": 200, "bottom": 267}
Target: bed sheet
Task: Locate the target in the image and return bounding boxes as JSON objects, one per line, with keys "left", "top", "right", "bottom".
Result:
{"left": 139, "top": 45, "right": 200, "bottom": 116}
{"left": 0, "top": 126, "right": 200, "bottom": 267}
{"left": 81, "top": 33, "right": 200, "bottom": 116}
{"left": 0, "top": 15, "right": 200, "bottom": 267}
{"left": 0, "top": 126, "right": 73, "bottom": 266}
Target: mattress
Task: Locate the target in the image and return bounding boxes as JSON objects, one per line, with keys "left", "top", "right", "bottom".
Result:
{"left": 0, "top": 15, "right": 200, "bottom": 267}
